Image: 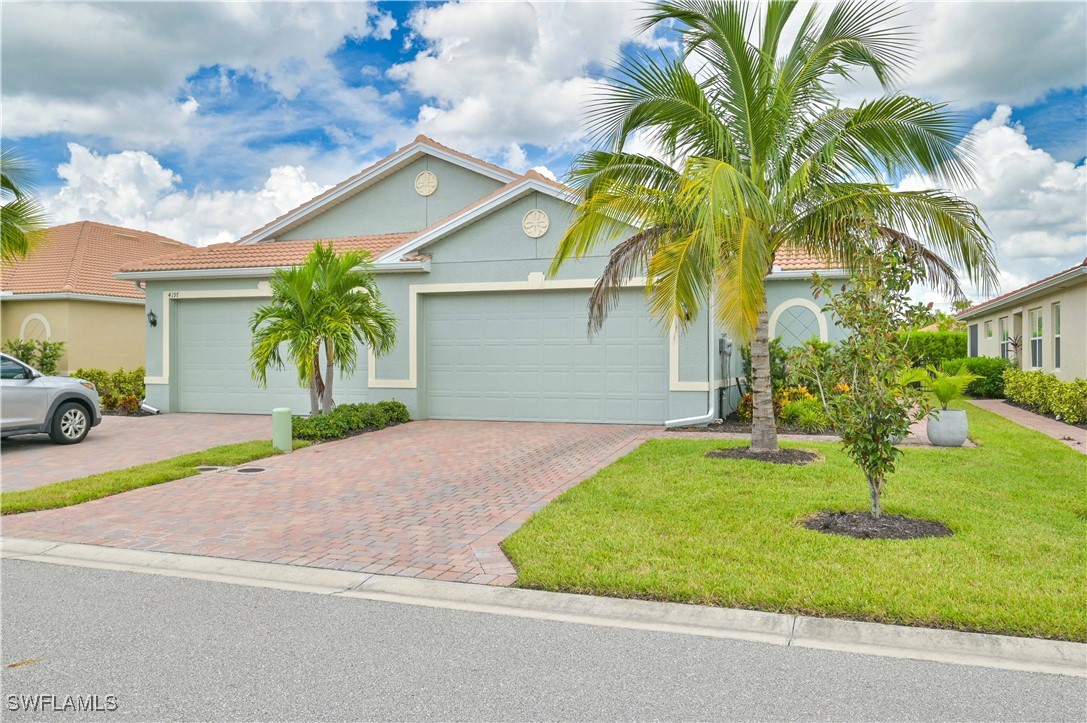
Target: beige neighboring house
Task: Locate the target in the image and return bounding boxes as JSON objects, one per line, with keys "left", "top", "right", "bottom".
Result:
{"left": 0, "top": 221, "right": 189, "bottom": 374}
{"left": 958, "top": 258, "right": 1087, "bottom": 381}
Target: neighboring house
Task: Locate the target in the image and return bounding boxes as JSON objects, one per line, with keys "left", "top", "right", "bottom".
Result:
{"left": 0, "top": 221, "right": 189, "bottom": 374}
{"left": 117, "top": 136, "right": 845, "bottom": 423}
{"left": 958, "top": 259, "right": 1087, "bottom": 381}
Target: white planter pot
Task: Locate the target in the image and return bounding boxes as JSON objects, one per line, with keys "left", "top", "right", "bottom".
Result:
{"left": 927, "top": 408, "right": 969, "bottom": 447}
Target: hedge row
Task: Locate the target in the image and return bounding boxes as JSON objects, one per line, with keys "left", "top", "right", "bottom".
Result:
{"left": 1003, "top": 369, "right": 1087, "bottom": 425}
{"left": 291, "top": 400, "right": 410, "bottom": 441}
{"left": 898, "top": 330, "right": 967, "bottom": 367}
{"left": 942, "top": 356, "right": 1012, "bottom": 398}
{"left": 72, "top": 367, "right": 146, "bottom": 413}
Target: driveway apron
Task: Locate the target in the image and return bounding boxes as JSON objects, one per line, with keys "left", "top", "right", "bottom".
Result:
{"left": 2, "top": 420, "right": 652, "bottom": 585}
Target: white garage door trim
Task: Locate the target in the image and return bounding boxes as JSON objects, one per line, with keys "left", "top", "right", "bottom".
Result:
{"left": 369, "top": 272, "right": 710, "bottom": 392}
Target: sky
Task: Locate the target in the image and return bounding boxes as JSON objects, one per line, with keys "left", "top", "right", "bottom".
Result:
{"left": 2, "top": 0, "right": 1085, "bottom": 306}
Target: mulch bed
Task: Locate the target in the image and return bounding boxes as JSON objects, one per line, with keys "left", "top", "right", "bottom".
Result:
{"left": 101, "top": 409, "right": 156, "bottom": 418}
{"left": 704, "top": 446, "right": 822, "bottom": 465}
{"left": 670, "top": 417, "right": 834, "bottom": 436}
{"left": 1001, "top": 400, "right": 1087, "bottom": 431}
{"left": 803, "top": 511, "right": 954, "bottom": 540}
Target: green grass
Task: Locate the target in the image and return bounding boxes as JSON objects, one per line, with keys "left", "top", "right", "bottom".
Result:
{"left": 1, "top": 440, "right": 308, "bottom": 515}
{"left": 503, "top": 402, "right": 1087, "bottom": 641}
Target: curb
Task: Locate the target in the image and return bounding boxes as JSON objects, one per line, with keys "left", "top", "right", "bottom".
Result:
{"left": 3, "top": 536, "right": 1084, "bottom": 678}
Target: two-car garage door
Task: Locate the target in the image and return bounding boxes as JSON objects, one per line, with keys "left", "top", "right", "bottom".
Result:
{"left": 422, "top": 289, "right": 668, "bottom": 424}
{"left": 175, "top": 289, "right": 670, "bottom": 423}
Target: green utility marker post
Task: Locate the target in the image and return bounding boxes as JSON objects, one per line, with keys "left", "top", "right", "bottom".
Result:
{"left": 272, "top": 408, "right": 292, "bottom": 453}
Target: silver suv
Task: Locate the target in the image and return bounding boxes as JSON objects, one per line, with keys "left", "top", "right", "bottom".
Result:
{"left": 0, "top": 353, "right": 102, "bottom": 444}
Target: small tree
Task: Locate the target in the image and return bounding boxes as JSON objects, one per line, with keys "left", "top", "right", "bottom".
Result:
{"left": 794, "top": 240, "right": 933, "bottom": 518}
{"left": 250, "top": 243, "right": 397, "bottom": 416}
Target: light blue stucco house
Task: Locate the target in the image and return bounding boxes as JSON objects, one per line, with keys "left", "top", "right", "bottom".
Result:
{"left": 117, "top": 136, "right": 845, "bottom": 425}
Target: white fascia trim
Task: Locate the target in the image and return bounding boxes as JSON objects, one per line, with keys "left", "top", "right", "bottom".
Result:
{"left": 375, "top": 179, "right": 570, "bottom": 264}
{"left": 959, "top": 266, "right": 1087, "bottom": 320}
{"left": 115, "top": 259, "right": 429, "bottom": 282}
{"left": 767, "top": 268, "right": 850, "bottom": 280}
{"left": 2, "top": 292, "right": 145, "bottom": 305}
{"left": 150, "top": 283, "right": 273, "bottom": 385}
{"left": 239, "top": 143, "right": 520, "bottom": 246}
{"left": 367, "top": 273, "right": 710, "bottom": 392}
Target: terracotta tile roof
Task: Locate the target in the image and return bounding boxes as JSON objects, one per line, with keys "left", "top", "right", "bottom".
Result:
{"left": 0, "top": 221, "right": 189, "bottom": 299}
{"left": 237, "top": 134, "right": 522, "bottom": 244}
{"left": 119, "top": 234, "right": 416, "bottom": 273}
{"left": 773, "top": 246, "right": 837, "bottom": 271}
{"left": 959, "top": 257, "right": 1087, "bottom": 318}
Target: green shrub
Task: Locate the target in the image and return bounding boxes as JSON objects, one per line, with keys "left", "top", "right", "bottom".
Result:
{"left": 2, "top": 338, "right": 37, "bottom": 365}
{"left": 2, "top": 338, "right": 66, "bottom": 374}
{"left": 941, "top": 356, "right": 1011, "bottom": 398}
{"left": 898, "top": 330, "right": 967, "bottom": 367}
{"left": 780, "top": 397, "right": 831, "bottom": 433}
{"left": 71, "top": 366, "right": 145, "bottom": 403}
{"left": 1004, "top": 369, "right": 1087, "bottom": 425}
{"left": 117, "top": 394, "right": 141, "bottom": 415}
{"left": 741, "top": 337, "right": 788, "bottom": 392}
{"left": 291, "top": 400, "right": 410, "bottom": 441}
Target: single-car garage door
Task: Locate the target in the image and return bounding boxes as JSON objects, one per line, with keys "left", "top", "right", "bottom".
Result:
{"left": 176, "top": 298, "right": 366, "bottom": 414}
{"left": 423, "top": 289, "right": 668, "bottom": 424}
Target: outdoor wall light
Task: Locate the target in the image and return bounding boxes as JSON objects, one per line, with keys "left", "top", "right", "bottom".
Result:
{"left": 147, "top": 310, "right": 158, "bottom": 328}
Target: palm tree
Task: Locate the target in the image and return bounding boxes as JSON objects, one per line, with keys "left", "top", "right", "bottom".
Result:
{"left": 1, "top": 145, "right": 49, "bottom": 264}
{"left": 250, "top": 243, "right": 397, "bottom": 415}
{"left": 550, "top": 0, "right": 997, "bottom": 454}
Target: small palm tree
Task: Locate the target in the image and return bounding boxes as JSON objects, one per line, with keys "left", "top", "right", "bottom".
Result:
{"left": 1, "top": 145, "right": 49, "bottom": 264}
{"left": 551, "top": 0, "right": 997, "bottom": 454}
{"left": 250, "top": 243, "right": 397, "bottom": 415}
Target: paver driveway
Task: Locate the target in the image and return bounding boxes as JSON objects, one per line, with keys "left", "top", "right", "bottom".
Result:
{"left": 3, "top": 421, "right": 652, "bottom": 585}
{"left": 1, "top": 414, "right": 271, "bottom": 492}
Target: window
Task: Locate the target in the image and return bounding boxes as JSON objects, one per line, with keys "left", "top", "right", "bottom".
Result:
{"left": 0, "top": 357, "right": 29, "bottom": 380}
{"left": 998, "top": 317, "right": 1011, "bottom": 360}
{"left": 1029, "top": 308, "right": 1043, "bottom": 368}
{"left": 984, "top": 320, "right": 993, "bottom": 338}
{"left": 1053, "top": 302, "right": 1061, "bottom": 370}
{"left": 968, "top": 324, "right": 979, "bottom": 357}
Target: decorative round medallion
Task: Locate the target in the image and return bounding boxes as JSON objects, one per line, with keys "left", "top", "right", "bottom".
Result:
{"left": 522, "top": 209, "right": 550, "bottom": 238}
{"left": 414, "top": 171, "right": 438, "bottom": 197}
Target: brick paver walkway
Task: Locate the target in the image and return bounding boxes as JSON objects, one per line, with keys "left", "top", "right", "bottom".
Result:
{"left": 1, "top": 414, "right": 272, "bottom": 491}
{"left": 2, "top": 421, "right": 652, "bottom": 585}
{"left": 968, "top": 399, "right": 1087, "bottom": 454}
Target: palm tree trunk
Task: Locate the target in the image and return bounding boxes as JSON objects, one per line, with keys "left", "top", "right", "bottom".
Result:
{"left": 321, "top": 339, "right": 335, "bottom": 414}
{"left": 308, "top": 374, "right": 320, "bottom": 417}
{"left": 312, "top": 349, "right": 325, "bottom": 414}
{"left": 750, "top": 302, "right": 779, "bottom": 453}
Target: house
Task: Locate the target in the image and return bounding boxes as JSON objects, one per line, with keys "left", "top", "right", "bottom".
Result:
{"left": 958, "top": 259, "right": 1086, "bottom": 381}
{"left": 1, "top": 221, "right": 189, "bottom": 374}
{"left": 117, "top": 136, "right": 844, "bottom": 423}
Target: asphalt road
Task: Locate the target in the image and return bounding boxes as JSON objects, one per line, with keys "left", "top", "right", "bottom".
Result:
{"left": 1, "top": 559, "right": 1083, "bottom": 722}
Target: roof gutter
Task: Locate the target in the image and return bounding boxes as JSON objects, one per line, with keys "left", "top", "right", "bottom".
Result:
{"left": 958, "top": 265, "right": 1087, "bottom": 320}
{"left": 664, "top": 291, "right": 717, "bottom": 429}
{"left": 115, "top": 258, "right": 430, "bottom": 282}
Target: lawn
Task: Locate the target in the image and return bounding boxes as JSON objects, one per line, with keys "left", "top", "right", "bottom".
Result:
{"left": 1, "top": 440, "right": 307, "bottom": 515}
{"left": 503, "top": 402, "right": 1087, "bottom": 641}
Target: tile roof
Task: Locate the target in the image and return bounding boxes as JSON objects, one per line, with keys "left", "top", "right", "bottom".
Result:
{"left": 119, "top": 233, "right": 417, "bottom": 273}
{"left": 1, "top": 221, "right": 189, "bottom": 299}
{"left": 958, "top": 257, "right": 1087, "bottom": 318}
{"left": 773, "top": 246, "right": 837, "bottom": 271}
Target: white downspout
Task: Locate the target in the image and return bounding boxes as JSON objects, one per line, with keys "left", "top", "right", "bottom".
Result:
{"left": 664, "top": 293, "right": 717, "bottom": 428}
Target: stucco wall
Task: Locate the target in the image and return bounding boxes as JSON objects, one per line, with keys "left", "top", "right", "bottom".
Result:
{"left": 0, "top": 298, "right": 145, "bottom": 374}
{"left": 278, "top": 156, "right": 505, "bottom": 240}
{"left": 965, "top": 277, "right": 1086, "bottom": 381}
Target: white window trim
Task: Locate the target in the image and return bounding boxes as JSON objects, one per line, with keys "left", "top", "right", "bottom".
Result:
{"left": 19, "top": 313, "right": 52, "bottom": 341}
{"left": 1028, "top": 307, "right": 1043, "bottom": 370}
{"left": 767, "top": 298, "right": 829, "bottom": 343}
{"left": 1052, "top": 302, "right": 1061, "bottom": 371}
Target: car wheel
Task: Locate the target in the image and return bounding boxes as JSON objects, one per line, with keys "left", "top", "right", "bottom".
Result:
{"left": 50, "top": 402, "right": 90, "bottom": 444}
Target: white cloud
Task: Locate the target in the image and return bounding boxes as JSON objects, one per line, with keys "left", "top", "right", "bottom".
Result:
{"left": 530, "top": 165, "right": 557, "bottom": 182}
{"left": 389, "top": 1, "right": 673, "bottom": 157}
{"left": 2, "top": 1, "right": 398, "bottom": 147}
{"left": 899, "top": 106, "right": 1086, "bottom": 305}
{"left": 48, "top": 144, "right": 328, "bottom": 246}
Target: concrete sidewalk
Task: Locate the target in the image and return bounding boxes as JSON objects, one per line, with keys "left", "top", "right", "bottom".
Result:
{"left": 969, "top": 399, "right": 1087, "bottom": 454}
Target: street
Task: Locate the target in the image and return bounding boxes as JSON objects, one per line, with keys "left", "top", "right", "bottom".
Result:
{"left": 1, "top": 559, "right": 1083, "bottom": 721}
